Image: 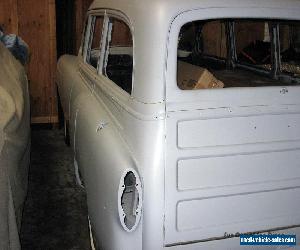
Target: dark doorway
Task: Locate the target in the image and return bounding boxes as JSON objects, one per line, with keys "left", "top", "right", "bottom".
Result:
{"left": 56, "top": 0, "right": 76, "bottom": 58}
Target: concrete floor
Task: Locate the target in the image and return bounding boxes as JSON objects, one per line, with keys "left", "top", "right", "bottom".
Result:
{"left": 20, "top": 127, "right": 91, "bottom": 250}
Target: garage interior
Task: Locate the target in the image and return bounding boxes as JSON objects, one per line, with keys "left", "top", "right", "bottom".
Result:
{"left": 1, "top": 0, "right": 300, "bottom": 249}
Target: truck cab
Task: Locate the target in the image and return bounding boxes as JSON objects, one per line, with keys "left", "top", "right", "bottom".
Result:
{"left": 56, "top": 0, "right": 300, "bottom": 249}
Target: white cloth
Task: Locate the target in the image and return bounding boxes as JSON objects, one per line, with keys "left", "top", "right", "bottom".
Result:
{"left": 0, "top": 42, "right": 30, "bottom": 250}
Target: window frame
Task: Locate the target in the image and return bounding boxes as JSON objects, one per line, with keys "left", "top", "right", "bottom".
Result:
{"left": 80, "top": 17, "right": 88, "bottom": 56}
{"left": 83, "top": 13, "right": 106, "bottom": 72}
{"left": 82, "top": 14, "right": 94, "bottom": 64}
{"left": 166, "top": 7, "right": 300, "bottom": 108}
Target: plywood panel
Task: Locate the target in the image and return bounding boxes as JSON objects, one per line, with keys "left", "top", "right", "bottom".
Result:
{"left": 17, "top": 0, "right": 57, "bottom": 123}
{"left": 0, "top": 0, "right": 18, "bottom": 33}
{"left": 202, "top": 21, "right": 227, "bottom": 58}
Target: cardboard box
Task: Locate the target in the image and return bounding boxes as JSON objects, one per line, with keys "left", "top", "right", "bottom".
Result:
{"left": 177, "top": 61, "right": 224, "bottom": 90}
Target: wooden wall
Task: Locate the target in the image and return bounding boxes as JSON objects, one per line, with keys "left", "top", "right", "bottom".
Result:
{"left": 0, "top": 0, "right": 57, "bottom": 124}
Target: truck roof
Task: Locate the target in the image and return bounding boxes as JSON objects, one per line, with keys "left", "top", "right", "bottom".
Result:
{"left": 89, "top": 0, "right": 300, "bottom": 23}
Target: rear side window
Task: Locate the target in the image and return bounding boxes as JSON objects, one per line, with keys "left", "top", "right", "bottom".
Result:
{"left": 83, "top": 14, "right": 133, "bottom": 95}
{"left": 177, "top": 19, "right": 300, "bottom": 90}
{"left": 104, "top": 18, "right": 133, "bottom": 94}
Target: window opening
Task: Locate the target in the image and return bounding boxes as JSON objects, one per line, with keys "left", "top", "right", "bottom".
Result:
{"left": 177, "top": 19, "right": 300, "bottom": 90}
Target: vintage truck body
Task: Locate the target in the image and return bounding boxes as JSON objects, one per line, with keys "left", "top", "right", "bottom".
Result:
{"left": 56, "top": 0, "right": 300, "bottom": 249}
{"left": 0, "top": 43, "right": 30, "bottom": 250}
